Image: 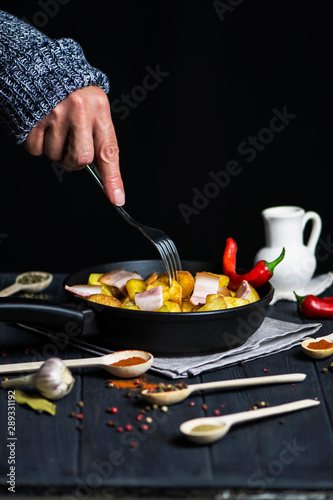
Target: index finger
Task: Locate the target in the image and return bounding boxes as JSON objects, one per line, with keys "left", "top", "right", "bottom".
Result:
{"left": 95, "top": 135, "right": 125, "bottom": 206}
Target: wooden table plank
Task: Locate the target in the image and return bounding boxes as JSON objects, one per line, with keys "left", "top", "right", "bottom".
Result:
{"left": 1, "top": 274, "right": 333, "bottom": 496}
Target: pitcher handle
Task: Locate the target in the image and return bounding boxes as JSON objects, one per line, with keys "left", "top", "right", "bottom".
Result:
{"left": 302, "top": 211, "right": 322, "bottom": 254}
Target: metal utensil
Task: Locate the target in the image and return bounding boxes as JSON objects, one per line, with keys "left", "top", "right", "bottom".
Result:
{"left": 86, "top": 163, "right": 181, "bottom": 285}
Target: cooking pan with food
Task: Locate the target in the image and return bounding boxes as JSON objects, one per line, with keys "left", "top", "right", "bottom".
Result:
{"left": 0, "top": 260, "right": 274, "bottom": 355}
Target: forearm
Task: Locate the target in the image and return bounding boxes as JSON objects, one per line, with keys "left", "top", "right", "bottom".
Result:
{"left": 0, "top": 10, "right": 109, "bottom": 144}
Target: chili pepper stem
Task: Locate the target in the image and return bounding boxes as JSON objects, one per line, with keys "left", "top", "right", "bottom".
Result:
{"left": 265, "top": 247, "right": 286, "bottom": 274}
{"left": 293, "top": 291, "right": 305, "bottom": 308}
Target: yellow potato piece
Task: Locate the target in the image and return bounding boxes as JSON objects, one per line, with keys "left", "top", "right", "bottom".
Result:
{"left": 101, "top": 284, "right": 113, "bottom": 296}
{"left": 126, "top": 279, "right": 147, "bottom": 301}
{"left": 157, "top": 301, "right": 181, "bottom": 313}
{"left": 181, "top": 300, "right": 197, "bottom": 312}
{"left": 122, "top": 305, "right": 140, "bottom": 310}
{"left": 247, "top": 285, "right": 260, "bottom": 303}
{"left": 157, "top": 305, "right": 170, "bottom": 312}
{"left": 176, "top": 271, "right": 195, "bottom": 299}
{"left": 121, "top": 296, "right": 135, "bottom": 307}
{"left": 197, "top": 295, "right": 227, "bottom": 312}
{"left": 87, "top": 294, "right": 122, "bottom": 308}
{"left": 147, "top": 276, "right": 182, "bottom": 304}
{"left": 158, "top": 271, "right": 194, "bottom": 300}
{"left": 88, "top": 274, "right": 113, "bottom": 296}
{"left": 223, "top": 296, "right": 249, "bottom": 309}
{"left": 146, "top": 272, "right": 158, "bottom": 284}
{"left": 88, "top": 273, "right": 103, "bottom": 285}
{"left": 163, "top": 301, "right": 181, "bottom": 313}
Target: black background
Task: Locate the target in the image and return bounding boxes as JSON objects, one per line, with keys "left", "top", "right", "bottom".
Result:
{"left": 0, "top": 0, "right": 332, "bottom": 276}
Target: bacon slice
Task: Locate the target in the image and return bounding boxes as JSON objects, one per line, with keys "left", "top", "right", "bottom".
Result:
{"left": 190, "top": 272, "right": 220, "bottom": 305}
{"left": 134, "top": 286, "right": 164, "bottom": 311}
{"left": 98, "top": 269, "right": 143, "bottom": 295}
{"left": 65, "top": 284, "right": 102, "bottom": 297}
{"left": 235, "top": 280, "right": 251, "bottom": 300}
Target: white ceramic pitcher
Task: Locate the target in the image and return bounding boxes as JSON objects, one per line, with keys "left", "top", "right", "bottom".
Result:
{"left": 254, "top": 206, "right": 322, "bottom": 294}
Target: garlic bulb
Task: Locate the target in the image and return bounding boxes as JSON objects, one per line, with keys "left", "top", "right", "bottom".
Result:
{"left": 1, "top": 357, "right": 75, "bottom": 400}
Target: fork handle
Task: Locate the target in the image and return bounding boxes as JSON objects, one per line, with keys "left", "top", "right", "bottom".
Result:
{"left": 86, "top": 164, "right": 139, "bottom": 228}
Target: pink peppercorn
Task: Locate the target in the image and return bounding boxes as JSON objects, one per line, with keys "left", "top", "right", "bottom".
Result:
{"left": 76, "top": 413, "right": 84, "bottom": 420}
{"left": 136, "top": 414, "right": 143, "bottom": 421}
{"left": 214, "top": 409, "right": 220, "bottom": 416}
{"left": 141, "top": 424, "right": 149, "bottom": 431}
{"left": 125, "top": 424, "right": 133, "bottom": 431}
{"left": 202, "top": 404, "right": 207, "bottom": 411}
{"left": 110, "top": 407, "right": 118, "bottom": 414}
{"left": 116, "top": 427, "right": 124, "bottom": 433}
{"left": 263, "top": 368, "right": 270, "bottom": 373}
{"left": 189, "top": 401, "right": 195, "bottom": 407}
{"left": 130, "top": 441, "right": 139, "bottom": 449}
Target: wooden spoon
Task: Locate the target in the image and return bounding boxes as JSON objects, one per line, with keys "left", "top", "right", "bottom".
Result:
{"left": 301, "top": 333, "right": 333, "bottom": 359}
{"left": 141, "top": 373, "right": 306, "bottom": 406}
{"left": 0, "top": 350, "right": 153, "bottom": 379}
{"left": 0, "top": 271, "right": 53, "bottom": 297}
{"left": 180, "top": 399, "right": 320, "bottom": 444}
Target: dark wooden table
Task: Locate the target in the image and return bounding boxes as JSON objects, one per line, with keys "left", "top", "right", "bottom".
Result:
{"left": 0, "top": 273, "right": 333, "bottom": 499}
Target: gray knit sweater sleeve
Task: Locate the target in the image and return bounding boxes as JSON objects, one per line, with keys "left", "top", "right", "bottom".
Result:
{"left": 0, "top": 10, "right": 110, "bottom": 144}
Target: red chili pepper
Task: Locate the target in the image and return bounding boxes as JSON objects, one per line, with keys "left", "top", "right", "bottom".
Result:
{"left": 294, "top": 292, "right": 333, "bottom": 319}
{"left": 222, "top": 237, "right": 285, "bottom": 291}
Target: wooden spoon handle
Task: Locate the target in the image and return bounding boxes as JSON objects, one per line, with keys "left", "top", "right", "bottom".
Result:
{"left": 189, "top": 373, "right": 306, "bottom": 393}
{"left": 0, "top": 356, "right": 102, "bottom": 375}
{"left": 0, "top": 283, "right": 22, "bottom": 297}
{"left": 223, "top": 399, "right": 320, "bottom": 426}
{"left": 0, "top": 360, "right": 44, "bottom": 374}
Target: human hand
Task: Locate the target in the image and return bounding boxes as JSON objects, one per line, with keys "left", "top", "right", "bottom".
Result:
{"left": 24, "top": 86, "right": 125, "bottom": 206}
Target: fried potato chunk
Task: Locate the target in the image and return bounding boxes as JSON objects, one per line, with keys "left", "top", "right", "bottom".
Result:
{"left": 223, "top": 297, "right": 249, "bottom": 309}
{"left": 88, "top": 273, "right": 103, "bottom": 285}
{"left": 158, "top": 301, "right": 181, "bottom": 313}
{"left": 197, "top": 294, "right": 227, "bottom": 312}
{"left": 247, "top": 285, "right": 260, "bottom": 303}
{"left": 146, "top": 271, "right": 158, "bottom": 284}
{"left": 87, "top": 294, "right": 122, "bottom": 308}
{"left": 147, "top": 276, "right": 182, "bottom": 304}
{"left": 126, "top": 278, "right": 147, "bottom": 301}
{"left": 155, "top": 271, "right": 194, "bottom": 301}
{"left": 176, "top": 271, "right": 195, "bottom": 299}
{"left": 181, "top": 300, "right": 198, "bottom": 312}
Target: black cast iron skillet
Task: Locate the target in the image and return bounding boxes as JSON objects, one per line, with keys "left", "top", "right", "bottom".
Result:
{"left": 0, "top": 260, "right": 274, "bottom": 356}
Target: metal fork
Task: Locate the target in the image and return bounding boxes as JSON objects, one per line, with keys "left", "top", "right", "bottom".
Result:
{"left": 86, "top": 164, "right": 182, "bottom": 285}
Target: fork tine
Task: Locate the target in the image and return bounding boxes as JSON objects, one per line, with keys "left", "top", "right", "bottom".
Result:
{"left": 162, "top": 240, "right": 179, "bottom": 280}
{"left": 166, "top": 239, "right": 182, "bottom": 272}
{"left": 154, "top": 241, "right": 173, "bottom": 285}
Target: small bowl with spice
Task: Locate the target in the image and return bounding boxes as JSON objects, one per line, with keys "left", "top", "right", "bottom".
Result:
{"left": 301, "top": 333, "right": 333, "bottom": 359}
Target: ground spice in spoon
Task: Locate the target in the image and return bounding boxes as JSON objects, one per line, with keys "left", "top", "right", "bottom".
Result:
{"left": 307, "top": 339, "right": 333, "bottom": 350}
{"left": 111, "top": 356, "right": 147, "bottom": 367}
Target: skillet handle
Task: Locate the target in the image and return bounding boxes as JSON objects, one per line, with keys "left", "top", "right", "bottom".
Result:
{"left": 0, "top": 298, "right": 99, "bottom": 337}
